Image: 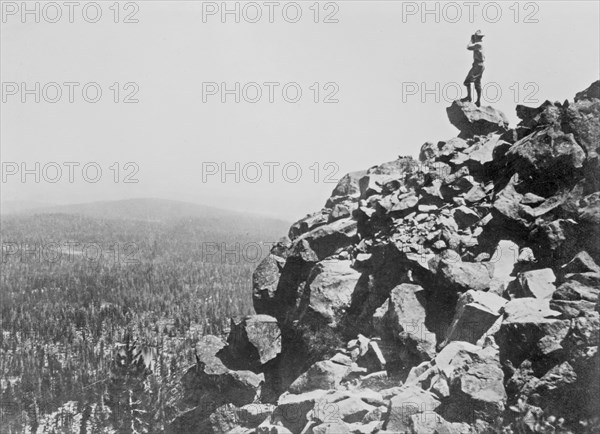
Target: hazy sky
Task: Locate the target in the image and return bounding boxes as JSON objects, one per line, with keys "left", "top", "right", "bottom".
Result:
{"left": 2, "top": 1, "right": 599, "bottom": 221}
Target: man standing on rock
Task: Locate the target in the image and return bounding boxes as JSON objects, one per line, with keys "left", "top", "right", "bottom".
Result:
{"left": 462, "top": 30, "right": 485, "bottom": 107}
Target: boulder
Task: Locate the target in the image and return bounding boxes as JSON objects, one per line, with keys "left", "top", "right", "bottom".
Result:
{"left": 419, "top": 141, "right": 440, "bottom": 162}
{"left": 578, "top": 191, "right": 600, "bottom": 225}
{"left": 312, "top": 421, "right": 351, "bottom": 434}
{"left": 330, "top": 204, "right": 351, "bottom": 222}
{"left": 272, "top": 389, "right": 328, "bottom": 433}
{"left": 326, "top": 170, "right": 368, "bottom": 207}
{"left": 512, "top": 268, "right": 557, "bottom": 300}
{"left": 554, "top": 279, "right": 599, "bottom": 303}
{"left": 237, "top": 403, "right": 276, "bottom": 427}
{"left": 176, "top": 336, "right": 264, "bottom": 432}
{"left": 434, "top": 257, "right": 494, "bottom": 292}
{"left": 410, "top": 413, "right": 471, "bottom": 434}
{"left": 298, "top": 259, "right": 364, "bottom": 328}
{"left": 439, "top": 137, "right": 470, "bottom": 158}
{"left": 420, "top": 343, "right": 508, "bottom": 424}
{"left": 253, "top": 254, "right": 286, "bottom": 316}
{"left": 311, "top": 390, "right": 377, "bottom": 424}
{"left": 446, "top": 100, "right": 509, "bottom": 136}
{"left": 568, "top": 81, "right": 600, "bottom": 158}
{"left": 443, "top": 290, "right": 507, "bottom": 347}
{"left": 356, "top": 340, "right": 387, "bottom": 373}
{"left": 384, "top": 386, "right": 441, "bottom": 432}
{"left": 497, "top": 299, "right": 571, "bottom": 365}
{"left": 560, "top": 250, "right": 600, "bottom": 277}
{"left": 377, "top": 284, "right": 437, "bottom": 362}
{"left": 452, "top": 206, "right": 480, "bottom": 229}
{"left": 359, "top": 174, "right": 394, "bottom": 198}
{"left": 464, "top": 184, "right": 487, "bottom": 203}
{"left": 505, "top": 126, "right": 586, "bottom": 195}
{"left": 209, "top": 404, "right": 240, "bottom": 434}
{"left": 574, "top": 80, "right": 600, "bottom": 102}
{"left": 221, "top": 315, "right": 281, "bottom": 372}
{"left": 492, "top": 174, "right": 535, "bottom": 226}
{"left": 295, "top": 218, "right": 359, "bottom": 261}
{"left": 451, "top": 134, "right": 510, "bottom": 172}
{"left": 257, "top": 422, "right": 293, "bottom": 434}
{"left": 288, "top": 360, "right": 350, "bottom": 394}
{"left": 289, "top": 211, "right": 330, "bottom": 240}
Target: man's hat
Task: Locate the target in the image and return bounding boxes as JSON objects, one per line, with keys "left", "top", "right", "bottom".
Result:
{"left": 474, "top": 30, "right": 485, "bottom": 38}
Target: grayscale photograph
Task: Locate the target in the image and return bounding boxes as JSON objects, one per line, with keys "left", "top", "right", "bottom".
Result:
{"left": 1, "top": 1, "right": 599, "bottom": 433}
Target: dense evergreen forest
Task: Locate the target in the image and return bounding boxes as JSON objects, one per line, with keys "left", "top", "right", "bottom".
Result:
{"left": 0, "top": 208, "right": 289, "bottom": 433}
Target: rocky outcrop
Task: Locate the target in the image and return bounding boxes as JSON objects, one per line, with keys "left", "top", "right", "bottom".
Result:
{"left": 171, "top": 81, "right": 600, "bottom": 434}
{"left": 447, "top": 100, "right": 509, "bottom": 136}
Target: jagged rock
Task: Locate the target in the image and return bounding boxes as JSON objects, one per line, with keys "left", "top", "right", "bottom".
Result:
{"left": 257, "top": 422, "right": 293, "bottom": 434}
{"left": 419, "top": 141, "right": 440, "bottom": 162}
{"left": 184, "top": 336, "right": 262, "bottom": 401}
{"left": 368, "top": 157, "right": 418, "bottom": 176}
{"left": 253, "top": 254, "right": 286, "bottom": 316}
{"left": 311, "top": 390, "right": 378, "bottom": 424}
{"left": 312, "top": 421, "right": 351, "bottom": 434}
{"left": 272, "top": 389, "right": 328, "bottom": 433}
{"left": 376, "top": 284, "right": 437, "bottom": 363}
{"left": 506, "top": 126, "right": 586, "bottom": 195}
{"left": 439, "top": 137, "right": 470, "bottom": 159}
{"left": 575, "top": 80, "right": 600, "bottom": 102}
{"left": 384, "top": 386, "right": 441, "bottom": 432}
{"left": 446, "top": 100, "right": 509, "bottom": 136}
{"left": 294, "top": 218, "right": 359, "bottom": 261}
{"left": 492, "top": 174, "right": 535, "bottom": 226}
{"left": 289, "top": 211, "right": 331, "bottom": 240}
{"left": 288, "top": 360, "right": 350, "bottom": 394}
{"left": 561, "top": 250, "right": 600, "bottom": 277}
{"left": 206, "top": 83, "right": 600, "bottom": 434}
{"left": 516, "top": 100, "right": 563, "bottom": 132}
{"left": 410, "top": 413, "right": 471, "bottom": 434}
{"left": 497, "top": 299, "right": 571, "bottom": 365}
{"left": 353, "top": 252, "right": 372, "bottom": 269}
{"left": 521, "top": 192, "right": 546, "bottom": 205}
{"left": 451, "top": 134, "right": 510, "bottom": 172}
{"left": 432, "top": 257, "right": 494, "bottom": 292}
{"left": 238, "top": 403, "right": 276, "bottom": 427}
{"left": 356, "top": 341, "right": 386, "bottom": 373}
{"left": 512, "top": 268, "right": 557, "bottom": 300}
{"left": 209, "top": 404, "right": 240, "bottom": 434}
{"left": 173, "top": 336, "right": 264, "bottom": 433}
{"left": 359, "top": 174, "right": 393, "bottom": 199}
{"left": 568, "top": 81, "right": 600, "bottom": 161}
{"left": 297, "top": 259, "right": 365, "bottom": 328}
{"left": 377, "top": 192, "right": 419, "bottom": 214}
{"left": 221, "top": 315, "right": 281, "bottom": 372}
{"left": 326, "top": 170, "right": 368, "bottom": 208}
{"left": 579, "top": 191, "right": 600, "bottom": 225}
{"left": 452, "top": 206, "right": 480, "bottom": 229}
{"left": 528, "top": 218, "right": 583, "bottom": 264}
{"left": 549, "top": 299, "right": 597, "bottom": 318}
{"left": 410, "top": 342, "right": 507, "bottom": 424}
{"left": 348, "top": 421, "right": 381, "bottom": 433}
{"left": 330, "top": 204, "right": 351, "bottom": 221}
{"left": 554, "top": 279, "right": 599, "bottom": 303}
{"left": 464, "top": 184, "right": 487, "bottom": 203}
{"left": 443, "top": 290, "right": 507, "bottom": 347}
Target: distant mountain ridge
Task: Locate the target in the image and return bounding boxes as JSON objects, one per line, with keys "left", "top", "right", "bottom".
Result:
{"left": 1, "top": 198, "right": 290, "bottom": 227}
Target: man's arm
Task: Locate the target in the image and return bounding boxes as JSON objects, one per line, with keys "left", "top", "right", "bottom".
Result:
{"left": 467, "top": 41, "right": 481, "bottom": 51}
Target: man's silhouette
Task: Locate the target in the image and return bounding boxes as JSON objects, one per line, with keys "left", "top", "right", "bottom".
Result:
{"left": 462, "top": 30, "right": 485, "bottom": 107}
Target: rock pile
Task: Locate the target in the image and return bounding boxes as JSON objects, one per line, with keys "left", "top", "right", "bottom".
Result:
{"left": 170, "top": 81, "right": 600, "bottom": 434}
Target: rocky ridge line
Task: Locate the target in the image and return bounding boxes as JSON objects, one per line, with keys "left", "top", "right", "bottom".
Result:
{"left": 170, "top": 81, "right": 600, "bottom": 434}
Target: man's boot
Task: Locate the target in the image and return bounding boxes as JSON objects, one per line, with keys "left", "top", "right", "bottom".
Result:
{"left": 475, "top": 84, "right": 482, "bottom": 107}
{"left": 461, "top": 84, "right": 472, "bottom": 102}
